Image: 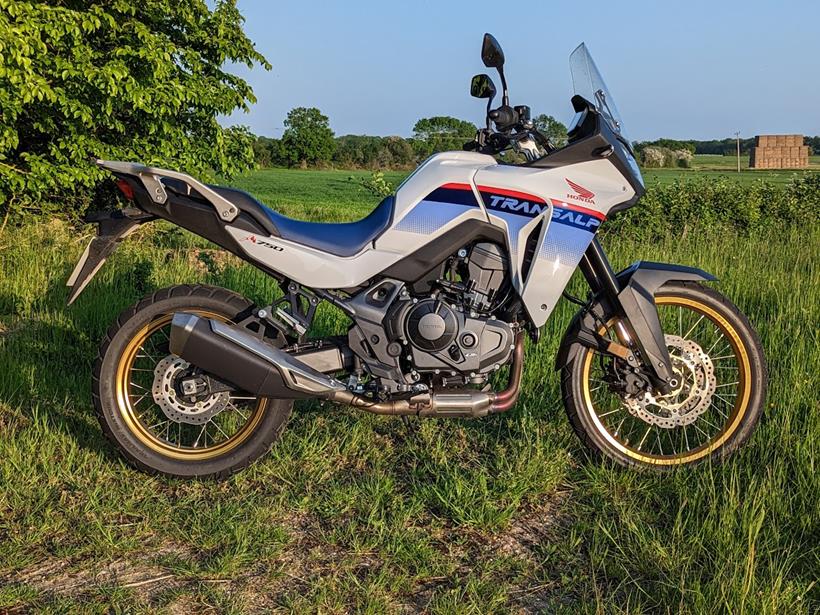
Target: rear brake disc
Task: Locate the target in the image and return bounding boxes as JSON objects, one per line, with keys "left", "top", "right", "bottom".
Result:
{"left": 151, "top": 356, "right": 229, "bottom": 425}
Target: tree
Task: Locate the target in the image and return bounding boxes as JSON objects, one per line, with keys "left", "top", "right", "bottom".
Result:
{"left": 333, "top": 134, "right": 416, "bottom": 169}
{"left": 533, "top": 115, "right": 568, "bottom": 148}
{"left": 281, "top": 107, "right": 335, "bottom": 167}
{"left": 0, "top": 0, "right": 269, "bottom": 218}
{"left": 253, "top": 136, "right": 288, "bottom": 168}
{"left": 412, "top": 116, "right": 477, "bottom": 157}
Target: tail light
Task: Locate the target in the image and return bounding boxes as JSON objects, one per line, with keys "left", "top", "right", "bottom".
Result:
{"left": 116, "top": 178, "right": 135, "bottom": 201}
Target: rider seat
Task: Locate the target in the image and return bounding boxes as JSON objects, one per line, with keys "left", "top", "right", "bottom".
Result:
{"left": 208, "top": 186, "right": 394, "bottom": 257}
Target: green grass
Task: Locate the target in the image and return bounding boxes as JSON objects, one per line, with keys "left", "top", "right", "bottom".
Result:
{"left": 0, "top": 170, "right": 818, "bottom": 613}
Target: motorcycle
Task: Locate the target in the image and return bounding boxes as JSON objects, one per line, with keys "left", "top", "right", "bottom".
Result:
{"left": 68, "top": 34, "right": 766, "bottom": 478}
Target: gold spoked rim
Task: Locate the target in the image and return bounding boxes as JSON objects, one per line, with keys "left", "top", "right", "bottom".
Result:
{"left": 115, "top": 310, "right": 266, "bottom": 461}
{"left": 581, "top": 296, "right": 752, "bottom": 465}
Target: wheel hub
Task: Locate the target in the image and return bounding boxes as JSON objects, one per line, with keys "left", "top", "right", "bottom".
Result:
{"left": 624, "top": 334, "right": 716, "bottom": 429}
{"left": 151, "top": 356, "right": 229, "bottom": 425}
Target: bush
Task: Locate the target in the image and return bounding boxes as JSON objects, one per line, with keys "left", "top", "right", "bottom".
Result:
{"left": 608, "top": 174, "right": 820, "bottom": 239}
{"left": 0, "top": 0, "right": 267, "bottom": 220}
{"left": 640, "top": 147, "right": 692, "bottom": 168}
{"left": 348, "top": 171, "right": 394, "bottom": 198}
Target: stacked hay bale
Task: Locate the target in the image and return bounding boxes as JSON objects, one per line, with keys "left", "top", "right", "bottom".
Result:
{"left": 750, "top": 135, "right": 810, "bottom": 169}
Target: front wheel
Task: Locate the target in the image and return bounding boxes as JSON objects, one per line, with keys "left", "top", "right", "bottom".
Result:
{"left": 93, "top": 285, "right": 293, "bottom": 480}
{"left": 562, "top": 281, "right": 767, "bottom": 468}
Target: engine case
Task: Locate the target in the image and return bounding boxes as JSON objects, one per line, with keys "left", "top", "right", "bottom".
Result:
{"left": 388, "top": 298, "right": 513, "bottom": 375}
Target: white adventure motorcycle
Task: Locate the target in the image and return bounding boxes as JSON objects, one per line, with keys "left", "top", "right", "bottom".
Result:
{"left": 68, "top": 35, "right": 766, "bottom": 478}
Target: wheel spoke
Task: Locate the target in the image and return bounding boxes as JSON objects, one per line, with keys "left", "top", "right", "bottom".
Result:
{"left": 210, "top": 419, "right": 231, "bottom": 440}
{"left": 682, "top": 315, "right": 705, "bottom": 340}
{"left": 227, "top": 401, "right": 249, "bottom": 421}
{"left": 637, "top": 427, "right": 651, "bottom": 451}
{"left": 193, "top": 424, "right": 207, "bottom": 448}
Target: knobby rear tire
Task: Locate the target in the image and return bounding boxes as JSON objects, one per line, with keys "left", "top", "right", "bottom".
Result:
{"left": 93, "top": 284, "right": 293, "bottom": 480}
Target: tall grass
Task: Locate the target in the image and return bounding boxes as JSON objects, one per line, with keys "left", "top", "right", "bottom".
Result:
{"left": 0, "top": 194, "right": 817, "bottom": 611}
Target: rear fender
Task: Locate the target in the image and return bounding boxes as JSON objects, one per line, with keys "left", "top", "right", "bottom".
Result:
{"left": 555, "top": 261, "right": 716, "bottom": 376}
{"left": 66, "top": 207, "right": 155, "bottom": 304}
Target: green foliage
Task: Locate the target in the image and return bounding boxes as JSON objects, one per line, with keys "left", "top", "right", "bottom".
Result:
{"left": 252, "top": 136, "right": 288, "bottom": 168}
{"left": 348, "top": 170, "right": 394, "bottom": 198}
{"left": 412, "top": 115, "right": 477, "bottom": 158}
{"left": 640, "top": 146, "right": 693, "bottom": 168}
{"left": 334, "top": 135, "right": 416, "bottom": 170}
{"left": 692, "top": 137, "right": 756, "bottom": 155}
{"left": 532, "top": 114, "right": 568, "bottom": 148}
{"left": 0, "top": 0, "right": 269, "bottom": 218}
{"left": 610, "top": 174, "right": 820, "bottom": 238}
{"left": 281, "top": 107, "right": 336, "bottom": 168}
{"left": 635, "top": 138, "right": 697, "bottom": 154}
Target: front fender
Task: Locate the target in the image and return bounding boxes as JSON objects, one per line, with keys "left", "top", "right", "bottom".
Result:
{"left": 615, "top": 260, "right": 716, "bottom": 295}
{"left": 555, "top": 261, "right": 716, "bottom": 374}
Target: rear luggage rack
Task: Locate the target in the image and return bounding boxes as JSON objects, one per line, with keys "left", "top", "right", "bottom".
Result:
{"left": 95, "top": 160, "right": 239, "bottom": 222}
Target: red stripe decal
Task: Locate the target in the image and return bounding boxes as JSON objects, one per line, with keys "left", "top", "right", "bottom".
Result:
{"left": 551, "top": 199, "right": 606, "bottom": 220}
{"left": 439, "top": 182, "right": 473, "bottom": 191}
{"left": 477, "top": 184, "right": 546, "bottom": 204}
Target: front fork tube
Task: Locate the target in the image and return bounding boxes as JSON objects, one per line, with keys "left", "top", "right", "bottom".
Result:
{"left": 579, "top": 239, "right": 676, "bottom": 394}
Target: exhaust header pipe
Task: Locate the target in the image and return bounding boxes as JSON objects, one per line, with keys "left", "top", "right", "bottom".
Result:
{"left": 169, "top": 313, "right": 348, "bottom": 399}
{"left": 326, "top": 332, "right": 525, "bottom": 417}
{"left": 169, "top": 314, "right": 525, "bottom": 417}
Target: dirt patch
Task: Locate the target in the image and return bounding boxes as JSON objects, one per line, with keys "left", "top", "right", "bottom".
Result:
{"left": 487, "top": 490, "right": 570, "bottom": 562}
{"left": 2, "top": 493, "right": 571, "bottom": 612}
{"left": 403, "top": 489, "right": 571, "bottom": 613}
{"left": 1, "top": 543, "right": 194, "bottom": 606}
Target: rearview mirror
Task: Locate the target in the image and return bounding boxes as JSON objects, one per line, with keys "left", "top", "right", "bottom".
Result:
{"left": 470, "top": 74, "right": 496, "bottom": 99}
{"left": 481, "top": 33, "right": 505, "bottom": 68}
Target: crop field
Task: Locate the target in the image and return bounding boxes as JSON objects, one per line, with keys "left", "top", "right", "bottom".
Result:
{"left": 644, "top": 154, "right": 820, "bottom": 187}
{"left": 0, "top": 169, "right": 818, "bottom": 613}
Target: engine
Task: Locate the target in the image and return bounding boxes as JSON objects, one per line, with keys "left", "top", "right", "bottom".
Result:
{"left": 347, "top": 242, "right": 516, "bottom": 393}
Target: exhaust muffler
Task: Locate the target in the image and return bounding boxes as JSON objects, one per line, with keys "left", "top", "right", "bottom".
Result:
{"left": 169, "top": 313, "right": 348, "bottom": 399}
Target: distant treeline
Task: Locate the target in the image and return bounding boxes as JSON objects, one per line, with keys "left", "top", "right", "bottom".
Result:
{"left": 253, "top": 108, "right": 818, "bottom": 171}
{"left": 253, "top": 107, "right": 568, "bottom": 170}
{"left": 635, "top": 137, "right": 820, "bottom": 156}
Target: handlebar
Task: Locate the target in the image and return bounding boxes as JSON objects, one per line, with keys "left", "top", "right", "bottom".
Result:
{"left": 463, "top": 98, "right": 555, "bottom": 160}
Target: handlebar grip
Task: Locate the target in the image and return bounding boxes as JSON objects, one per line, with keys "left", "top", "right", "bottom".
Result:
{"left": 488, "top": 106, "right": 518, "bottom": 130}
{"left": 463, "top": 140, "right": 478, "bottom": 151}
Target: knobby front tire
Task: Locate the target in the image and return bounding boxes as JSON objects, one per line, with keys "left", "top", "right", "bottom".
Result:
{"left": 562, "top": 281, "right": 767, "bottom": 468}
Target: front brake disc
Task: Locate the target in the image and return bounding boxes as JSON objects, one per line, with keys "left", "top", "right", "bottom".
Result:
{"left": 623, "top": 334, "right": 716, "bottom": 429}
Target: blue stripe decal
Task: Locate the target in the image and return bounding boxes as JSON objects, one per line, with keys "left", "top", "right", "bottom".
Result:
{"left": 424, "top": 186, "right": 479, "bottom": 207}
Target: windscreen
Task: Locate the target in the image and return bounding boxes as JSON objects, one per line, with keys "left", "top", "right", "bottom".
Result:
{"left": 569, "top": 43, "right": 630, "bottom": 146}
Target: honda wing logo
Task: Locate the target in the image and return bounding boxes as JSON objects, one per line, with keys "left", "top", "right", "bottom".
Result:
{"left": 565, "top": 178, "right": 595, "bottom": 204}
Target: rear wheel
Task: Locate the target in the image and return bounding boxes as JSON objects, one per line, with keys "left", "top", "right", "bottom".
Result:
{"left": 94, "top": 285, "right": 293, "bottom": 479}
{"left": 562, "top": 281, "right": 766, "bottom": 468}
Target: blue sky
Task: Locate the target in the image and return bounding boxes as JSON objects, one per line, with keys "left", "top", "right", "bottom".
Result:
{"left": 223, "top": 0, "right": 820, "bottom": 141}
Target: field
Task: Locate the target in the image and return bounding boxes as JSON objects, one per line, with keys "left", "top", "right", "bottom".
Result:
{"left": 643, "top": 154, "right": 820, "bottom": 187}
{"left": 0, "top": 169, "right": 818, "bottom": 613}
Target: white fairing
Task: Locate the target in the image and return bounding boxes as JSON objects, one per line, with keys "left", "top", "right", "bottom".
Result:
{"left": 228, "top": 151, "right": 636, "bottom": 328}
